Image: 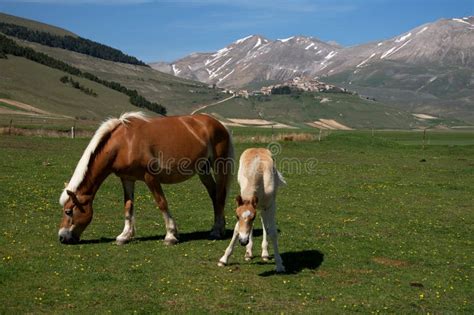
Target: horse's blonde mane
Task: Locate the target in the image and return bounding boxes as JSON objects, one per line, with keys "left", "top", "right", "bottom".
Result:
{"left": 59, "top": 112, "right": 149, "bottom": 206}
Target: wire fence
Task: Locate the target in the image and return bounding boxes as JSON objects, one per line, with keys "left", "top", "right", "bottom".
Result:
{"left": 0, "top": 116, "right": 98, "bottom": 137}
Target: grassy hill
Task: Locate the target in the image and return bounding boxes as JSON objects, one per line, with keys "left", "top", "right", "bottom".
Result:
{"left": 0, "top": 12, "right": 76, "bottom": 37}
{"left": 196, "top": 92, "right": 461, "bottom": 129}
{"left": 326, "top": 62, "right": 474, "bottom": 124}
{"left": 18, "top": 40, "right": 224, "bottom": 115}
{"left": 0, "top": 13, "right": 225, "bottom": 116}
{"left": 0, "top": 55, "right": 154, "bottom": 128}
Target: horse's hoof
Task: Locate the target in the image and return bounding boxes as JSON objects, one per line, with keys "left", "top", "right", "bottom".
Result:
{"left": 209, "top": 231, "right": 224, "bottom": 240}
{"left": 163, "top": 238, "right": 178, "bottom": 246}
{"left": 217, "top": 261, "right": 226, "bottom": 267}
{"left": 116, "top": 238, "right": 130, "bottom": 245}
{"left": 262, "top": 256, "right": 270, "bottom": 262}
{"left": 244, "top": 255, "right": 253, "bottom": 261}
{"left": 276, "top": 266, "right": 286, "bottom": 273}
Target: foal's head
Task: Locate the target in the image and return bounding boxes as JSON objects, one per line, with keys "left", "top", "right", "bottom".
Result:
{"left": 58, "top": 190, "right": 93, "bottom": 244}
{"left": 235, "top": 195, "right": 258, "bottom": 246}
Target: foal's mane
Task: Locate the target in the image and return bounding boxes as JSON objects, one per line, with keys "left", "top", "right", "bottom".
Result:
{"left": 59, "top": 112, "right": 148, "bottom": 206}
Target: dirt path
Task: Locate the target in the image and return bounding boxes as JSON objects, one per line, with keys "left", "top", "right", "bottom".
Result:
{"left": 307, "top": 119, "right": 353, "bottom": 130}
{"left": 190, "top": 95, "right": 235, "bottom": 115}
{"left": 0, "top": 98, "right": 72, "bottom": 118}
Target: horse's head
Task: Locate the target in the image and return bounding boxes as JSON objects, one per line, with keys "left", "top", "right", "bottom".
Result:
{"left": 58, "top": 190, "right": 93, "bottom": 244}
{"left": 235, "top": 195, "right": 258, "bottom": 246}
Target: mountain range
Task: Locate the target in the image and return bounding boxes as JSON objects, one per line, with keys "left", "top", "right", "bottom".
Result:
{"left": 152, "top": 17, "right": 474, "bottom": 123}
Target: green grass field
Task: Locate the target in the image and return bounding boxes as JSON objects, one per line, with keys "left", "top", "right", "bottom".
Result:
{"left": 0, "top": 131, "right": 473, "bottom": 313}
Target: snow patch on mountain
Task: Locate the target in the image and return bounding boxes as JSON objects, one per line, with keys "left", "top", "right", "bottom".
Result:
{"left": 325, "top": 51, "right": 337, "bottom": 60}
{"left": 219, "top": 69, "right": 235, "bottom": 82}
{"left": 395, "top": 33, "right": 411, "bottom": 43}
{"left": 416, "top": 26, "right": 429, "bottom": 35}
{"left": 279, "top": 36, "right": 294, "bottom": 43}
{"left": 381, "top": 39, "right": 412, "bottom": 59}
{"left": 235, "top": 35, "right": 253, "bottom": 44}
{"left": 172, "top": 64, "right": 180, "bottom": 75}
{"left": 253, "top": 37, "right": 262, "bottom": 49}
{"left": 357, "top": 53, "right": 376, "bottom": 68}
{"left": 209, "top": 58, "right": 233, "bottom": 79}
{"left": 452, "top": 18, "right": 473, "bottom": 26}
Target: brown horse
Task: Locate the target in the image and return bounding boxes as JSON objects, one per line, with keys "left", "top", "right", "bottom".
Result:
{"left": 58, "top": 112, "right": 234, "bottom": 245}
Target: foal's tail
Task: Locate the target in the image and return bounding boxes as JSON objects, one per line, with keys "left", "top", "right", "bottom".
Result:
{"left": 276, "top": 169, "right": 287, "bottom": 187}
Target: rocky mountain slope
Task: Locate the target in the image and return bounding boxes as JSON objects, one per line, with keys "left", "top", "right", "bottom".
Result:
{"left": 150, "top": 34, "right": 342, "bottom": 88}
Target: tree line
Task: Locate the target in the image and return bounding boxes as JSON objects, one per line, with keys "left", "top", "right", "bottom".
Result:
{"left": 0, "top": 22, "right": 148, "bottom": 66}
{"left": 60, "top": 76, "right": 98, "bottom": 97}
{"left": 0, "top": 34, "right": 166, "bottom": 115}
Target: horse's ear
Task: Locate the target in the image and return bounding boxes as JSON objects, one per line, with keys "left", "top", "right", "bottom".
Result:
{"left": 235, "top": 195, "right": 244, "bottom": 206}
{"left": 66, "top": 190, "right": 79, "bottom": 205}
{"left": 251, "top": 195, "right": 258, "bottom": 208}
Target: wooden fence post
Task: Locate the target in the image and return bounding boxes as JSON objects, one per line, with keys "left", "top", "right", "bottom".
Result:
{"left": 9, "top": 119, "right": 13, "bottom": 135}
{"left": 422, "top": 128, "right": 426, "bottom": 150}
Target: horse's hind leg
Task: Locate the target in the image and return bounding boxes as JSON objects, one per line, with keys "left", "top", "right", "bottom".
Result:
{"left": 116, "top": 179, "right": 136, "bottom": 245}
{"left": 260, "top": 217, "right": 270, "bottom": 261}
{"left": 210, "top": 162, "right": 233, "bottom": 239}
{"left": 198, "top": 172, "right": 225, "bottom": 239}
{"left": 145, "top": 174, "right": 178, "bottom": 245}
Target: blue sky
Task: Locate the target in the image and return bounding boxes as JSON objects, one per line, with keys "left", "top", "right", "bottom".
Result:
{"left": 0, "top": 0, "right": 473, "bottom": 62}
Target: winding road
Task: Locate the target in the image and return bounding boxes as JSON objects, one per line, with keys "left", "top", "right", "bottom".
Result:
{"left": 190, "top": 95, "right": 235, "bottom": 115}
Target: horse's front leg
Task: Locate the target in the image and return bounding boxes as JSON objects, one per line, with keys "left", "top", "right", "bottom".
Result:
{"left": 116, "top": 179, "right": 136, "bottom": 245}
{"left": 145, "top": 174, "right": 178, "bottom": 245}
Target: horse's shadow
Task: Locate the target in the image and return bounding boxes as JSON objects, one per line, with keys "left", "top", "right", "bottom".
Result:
{"left": 80, "top": 228, "right": 249, "bottom": 244}
{"left": 258, "top": 250, "right": 324, "bottom": 277}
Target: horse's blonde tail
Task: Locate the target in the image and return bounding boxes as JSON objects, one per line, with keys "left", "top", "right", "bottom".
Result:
{"left": 224, "top": 128, "right": 235, "bottom": 194}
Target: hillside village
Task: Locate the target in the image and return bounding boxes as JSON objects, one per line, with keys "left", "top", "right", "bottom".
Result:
{"left": 223, "top": 77, "right": 355, "bottom": 98}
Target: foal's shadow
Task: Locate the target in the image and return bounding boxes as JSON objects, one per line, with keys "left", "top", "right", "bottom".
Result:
{"left": 259, "top": 250, "right": 324, "bottom": 277}
{"left": 80, "top": 228, "right": 241, "bottom": 244}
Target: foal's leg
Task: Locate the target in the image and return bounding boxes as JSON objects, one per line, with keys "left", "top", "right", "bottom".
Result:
{"left": 244, "top": 228, "right": 254, "bottom": 261}
{"left": 218, "top": 222, "right": 239, "bottom": 267}
{"left": 145, "top": 174, "right": 178, "bottom": 245}
{"left": 116, "top": 179, "right": 136, "bottom": 245}
{"left": 261, "top": 204, "right": 285, "bottom": 273}
{"left": 260, "top": 216, "right": 270, "bottom": 262}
